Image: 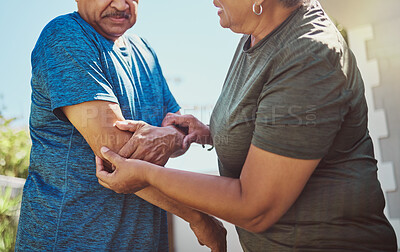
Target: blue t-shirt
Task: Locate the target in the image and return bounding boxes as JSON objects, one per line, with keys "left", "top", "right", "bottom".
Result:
{"left": 16, "top": 12, "right": 180, "bottom": 251}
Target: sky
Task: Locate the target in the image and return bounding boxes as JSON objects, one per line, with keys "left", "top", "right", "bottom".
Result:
{"left": 0, "top": 0, "right": 241, "bottom": 126}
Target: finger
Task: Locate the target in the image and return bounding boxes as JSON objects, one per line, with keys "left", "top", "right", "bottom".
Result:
{"left": 95, "top": 155, "right": 110, "bottom": 174}
{"left": 129, "top": 146, "right": 145, "bottom": 161}
{"left": 161, "top": 113, "right": 178, "bottom": 127}
{"left": 114, "top": 120, "right": 143, "bottom": 132}
{"left": 118, "top": 135, "right": 139, "bottom": 158}
{"left": 98, "top": 178, "right": 112, "bottom": 190}
{"left": 182, "top": 133, "right": 198, "bottom": 149}
{"left": 100, "top": 147, "right": 125, "bottom": 166}
{"left": 156, "top": 155, "right": 169, "bottom": 167}
{"left": 162, "top": 114, "right": 192, "bottom": 128}
{"left": 96, "top": 162, "right": 115, "bottom": 185}
{"left": 95, "top": 155, "right": 104, "bottom": 168}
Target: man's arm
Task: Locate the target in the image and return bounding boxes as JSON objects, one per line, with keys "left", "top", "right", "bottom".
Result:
{"left": 61, "top": 100, "right": 226, "bottom": 251}
{"left": 62, "top": 101, "right": 131, "bottom": 164}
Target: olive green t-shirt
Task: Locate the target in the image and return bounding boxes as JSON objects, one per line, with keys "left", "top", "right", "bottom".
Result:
{"left": 209, "top": 0, "right": 397, "bottom": 251}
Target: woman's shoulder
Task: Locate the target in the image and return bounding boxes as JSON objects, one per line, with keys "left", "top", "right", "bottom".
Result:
{"left": 272, "top": 26, "right": 346, "bottom": 75}
{"left": 268, "top": 1, "right": 347, "bottom": 68}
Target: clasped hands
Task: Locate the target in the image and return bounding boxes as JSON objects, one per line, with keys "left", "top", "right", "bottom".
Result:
{"left": 114, "top": 119, "right": 185, "bottom": 167}
{"left": 95, "top": 114, "right": 226, "bottom": 252}
{"left": 95, "top": 117, "right": 184, "bottom": 193}
{"left": 96, "top": 113, "right": 213, "bottom": 194}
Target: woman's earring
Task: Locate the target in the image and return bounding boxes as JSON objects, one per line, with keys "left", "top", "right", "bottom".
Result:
{"left": 253, "top": 3, "right": 263, "bottom": 16}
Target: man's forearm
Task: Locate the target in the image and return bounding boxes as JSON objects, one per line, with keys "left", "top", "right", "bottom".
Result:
{"left": 135, "top": 186, "right": 227, "bottom": 252}
{"left": 135, "top": 186, "right": 203, "bottom": 224}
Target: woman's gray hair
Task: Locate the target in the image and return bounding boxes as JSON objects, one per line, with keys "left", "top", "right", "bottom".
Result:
{"left": 279, "top": 0, "right": 303, "bottom": 8}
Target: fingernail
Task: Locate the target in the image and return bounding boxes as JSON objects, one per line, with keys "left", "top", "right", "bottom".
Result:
{"left": 100, "top": 146, "right": 110, "bottom": 153}
{"left": 116, "top": 121, "right": 128, "bottom": 126}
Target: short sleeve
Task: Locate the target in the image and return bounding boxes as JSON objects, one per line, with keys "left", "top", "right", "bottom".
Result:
{"left": 252, "top": 54, "right": 350, "bottom": 159}
{"left": 38, "top": 17, "right": 118, "bottom": 122}
{"left": 138, "top": 37, "right": 180, "bottom": 115}
{"left": 161, "top": 78, "right": 180, "bottom": 115}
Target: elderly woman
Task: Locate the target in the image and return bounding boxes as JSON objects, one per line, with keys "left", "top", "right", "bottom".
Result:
{"left": 96, "top": 0, "right": 397, "bottom": 251}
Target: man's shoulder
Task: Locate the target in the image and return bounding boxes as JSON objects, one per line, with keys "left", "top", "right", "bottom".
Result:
{"left": 36, "top": 12, "right": 99, "bottom": 51}
{"left": 43, "top": 12, "right": 80, "bottom": 33}
{"left": 39, "top": 12, "right": 94, "bottom": 43}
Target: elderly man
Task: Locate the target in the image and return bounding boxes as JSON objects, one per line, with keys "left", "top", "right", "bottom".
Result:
{"left": 15, "top": 0, "right": 226, "bottom": 251}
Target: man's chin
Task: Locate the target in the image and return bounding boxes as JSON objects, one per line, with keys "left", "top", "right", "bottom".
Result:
{"left": 100, "top": 28, "right": 129, "bottom": 41}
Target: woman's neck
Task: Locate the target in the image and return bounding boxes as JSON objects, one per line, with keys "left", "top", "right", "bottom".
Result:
{"left": 250, "top": 2, "right": 302, "bottom": 47}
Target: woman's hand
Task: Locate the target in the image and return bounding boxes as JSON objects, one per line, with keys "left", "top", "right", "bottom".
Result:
{"left": 162, "top": 113, "right": 212, "bottom": 149}
{"left": 96, "top": 147, "right": 152, "bottom": 194}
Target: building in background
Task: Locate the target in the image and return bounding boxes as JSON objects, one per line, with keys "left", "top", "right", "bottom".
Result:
{"left": 319, "top": 0, "right": 400, "bottom": 248}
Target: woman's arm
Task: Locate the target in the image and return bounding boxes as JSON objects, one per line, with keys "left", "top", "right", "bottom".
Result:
{"left": 62, "top": 101, "right": 227, "bottom": 251}
{"left": 97, "top": 144, "right": 320, "bottom": 233}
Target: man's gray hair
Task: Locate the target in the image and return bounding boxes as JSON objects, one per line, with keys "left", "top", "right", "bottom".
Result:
{"left": 279, "top": 0, "right": 303, "bottom": 8}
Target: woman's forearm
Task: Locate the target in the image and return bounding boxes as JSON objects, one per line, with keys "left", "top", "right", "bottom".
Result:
{"left": 144, "top": 163, "right": 269, "bottom": 232}
{"left": 97, "top": 145, "right": 318, "bottom": 233}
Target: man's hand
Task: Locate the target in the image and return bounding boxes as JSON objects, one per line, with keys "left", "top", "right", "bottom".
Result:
{"left": 162, "top": 113, "right": 212, "bottom": 149}
{"left": 190, "top": 214, "right": 227, "bottom": 252}
{"left": 115, "top": 120, "right": 186, "bottom": 166}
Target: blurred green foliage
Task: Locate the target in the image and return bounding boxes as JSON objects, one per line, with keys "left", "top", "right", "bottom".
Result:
{"left": 0, "top": 187, "right": 21, "bottom": 252}
{"left": 0, "top": 115, "right": 31, "bottom": 179}
{"left": 0, "top": 99, "right": 29, "bottom": 251}
{"left": 330, "top": 17, "right": 349, "bottom": 45}
{"left": 336, "top": 22, "right": 348, "bottom": 45}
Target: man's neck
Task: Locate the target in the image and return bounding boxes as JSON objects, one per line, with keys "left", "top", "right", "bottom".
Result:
{"left": 115, "top": 36, "right": 126, "bottom": 48}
